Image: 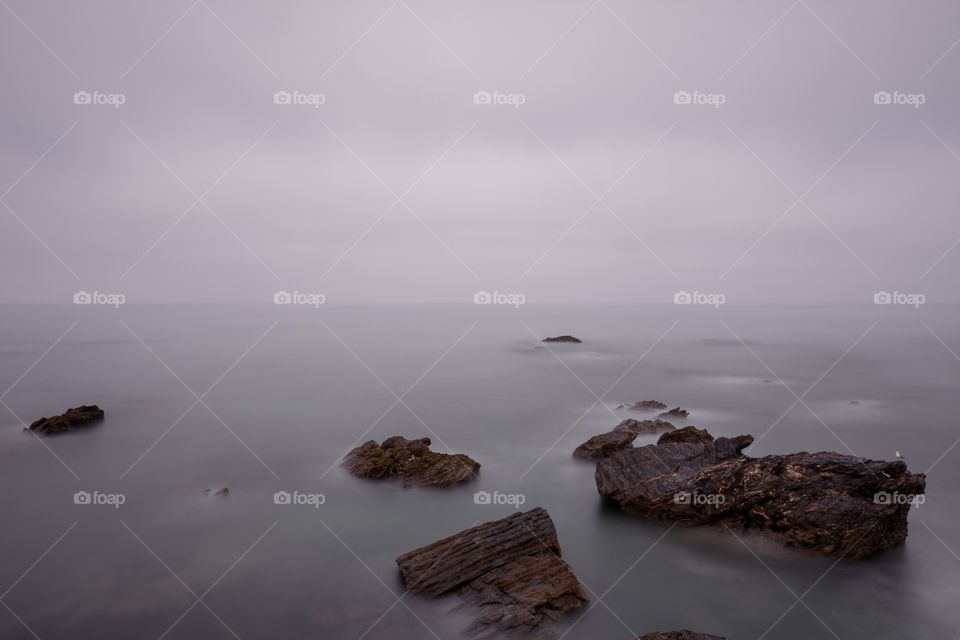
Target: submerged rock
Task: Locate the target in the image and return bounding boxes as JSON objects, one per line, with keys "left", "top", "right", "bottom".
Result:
{"left": 573, "top": 419, "right": 675, "bottom": 459}
{"left": 396, "top": 507, "right": 587, "bottom": 635}
{"left": 29, "top": 405, "right": 104, "bottom": 435}
{"left": 637, "top": 632, "right": 727, "bottom": 640}
{"left": 343, "top": 436, "right": 479, "bottom": 487}
{"left": 657, "top": 426, "right": 713, "bottom": 445}
{"left": 542, "top": 335, "right": 582, "bottom": 344}
{"left": 595, "top": 435, "right": 926, "bottom": 558}
{"left": 617, "top": 400, "right": 668, "bottom": 412}
{"left": 657, "top": 407, "right": 689, "bottom": 419}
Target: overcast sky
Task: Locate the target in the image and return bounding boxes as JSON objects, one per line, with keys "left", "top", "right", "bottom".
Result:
{"left": 1, "top": 0, "right": 958, "bottom": 304}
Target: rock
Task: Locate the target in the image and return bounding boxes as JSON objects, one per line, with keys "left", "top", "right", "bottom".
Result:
{"left": 29, "top": 405, "right": 104, "bottom": 435}
{"left": 343, "top": 436, "right": 479, "bottom": 487}
{"left": 617, "top": 400, "right": 668, "bottom": 412}
{"left": 396, "top": 507, "right": 587, "bottom": 635}
{"left": 657, "top": 426, "right": 714, "bottom": 445}
{"left": 657, "top": 407, "right": 689, "bottom": 419}
{"left": 595, "top": 436, "right": 926, "bottom": 558}
{"left": 214, "top": 487, "right": 229, "bottom": 496}
{"left": 542, "top": 335, "right": 582, "bottom": 344}
{"left": 637, "top": 632, "right": 727, "bottom": 640}
{"left": 573, "top": 419, "right": 676, "bottom": 459}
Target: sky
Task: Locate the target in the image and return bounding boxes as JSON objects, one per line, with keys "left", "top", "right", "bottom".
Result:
{"left": 1, "top": 0, "right": 959, "bottom": 305}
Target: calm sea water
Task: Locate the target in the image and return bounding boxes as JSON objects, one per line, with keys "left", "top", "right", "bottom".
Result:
{"left": 0, "top": 304, "right": 957, "bottom": 639}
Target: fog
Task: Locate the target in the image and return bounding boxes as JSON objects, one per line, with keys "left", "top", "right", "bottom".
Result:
{"left": 2, "top": 0, "right": 958, "bottom": 304}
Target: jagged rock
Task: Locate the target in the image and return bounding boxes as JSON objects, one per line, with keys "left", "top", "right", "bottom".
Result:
{"left": 396, "top": 507, "right": 587, "bottom": 635}
{"left": 542, "top": 335, "right": 582, "bottom": 343}
{"left": 573, "top": 419, "right": 675, "bottom": 459}
{"left": 658, "top": 426, "right": 713, "bottom": 445}
{"left": 343, "top": 436, "right": 479, "bottom": 487}
{"left": 29, "top": 405, "right": 104, "bottom": 435}
{"left": 595, "top": 435, "right": 926, "bottom": 558}
{"left": 617, "top": 400, "right": 668, "bottom": 412}
{"left": 637, "top": 632, "right": 727, "bottom": 640}
{"left": 657, "top": 407, "right": 689, "bottom": 419}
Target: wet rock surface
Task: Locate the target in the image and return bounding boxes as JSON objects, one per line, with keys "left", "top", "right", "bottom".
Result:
{"left": 657, "top": 407, "right": 689, "bottom": 419}
{"left": 542, "top": 335, "right": 582, "bottom": 343}
{"left": 343, "top": 436, "right": 479, "bottom": 487}
{"left": 396, "top": 507, "right": 587, "bottom": 635}
{"left": 657, "top": 426, "right": 713, "bottom": 445}
{"left": 29, "top": 405, "right": 104, "bottom": 435}
{"left": 595, "top": 435, "right": 926, "bottom": 558}
{"left": 573, "top": 419, "right": 676, "bottom": 459}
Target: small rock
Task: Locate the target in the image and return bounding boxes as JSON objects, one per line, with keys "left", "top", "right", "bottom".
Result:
{"left": 29, "top": 405, "right": 104, "bottom": 435}
{"left": 573, "top": 419, "right": 675, "bottom": 459}
{"left": 657, "top": 426, "right": 714, "bottom": 445}
{"left": 637, "top": 632, "right": 727, "bottom": 640}
{"left": 542, "top": 335, "right": 582, "bottom": 344}
{"left": 214, "top": 487, "right": 229, "bottom": 496}
{"left": 343, "top": 436, "right": 479, "bottom": 487}
{"left": 617, "top": 400, "right": 668, "bottom": 412}
{"left": 657, "top": 407, "right": 689, "bottom": 419}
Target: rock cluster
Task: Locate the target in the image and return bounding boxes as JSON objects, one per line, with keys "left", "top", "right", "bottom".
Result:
{"left": 573, "top": 419, "right": 676, "bottom": 459}
{"left": 343, "top": 436, "right": 479, "bottom": 487}
{"left": 396, "top": 507, "right": 587, "bottom": 635}
{"left": 595, "top": 431, "right": 926, "bottom": 558}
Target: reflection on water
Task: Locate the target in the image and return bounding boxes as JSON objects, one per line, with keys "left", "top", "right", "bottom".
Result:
{"left": 0, "top": 304, "right": 957, "bottom": 639}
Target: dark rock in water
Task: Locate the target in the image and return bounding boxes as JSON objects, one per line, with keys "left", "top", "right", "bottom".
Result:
{"left": 637, "top": 632, "right": 727, "bottom": 640}
{"left": 617, "top": 400, "right": 668, "bottom": 412}
{"left": 595, "top": 435, "right": 927, "bottom": 558}
{"left": 657, "top": 407, "right": 689, "bottom": 419}
{"left": 29, "top": 405, "right": 104, "bottom": 435}
{"left": 343, "top": 436, "right": 479, "bottom": 487}
{"left": 573, "top": 419, "right": 675, "bottom": 459}
{"left": 542, "top": 335, "right": 582, "bottom": 344}
{"left": 396, "top": 507, "right": 587, "bottom": 635}
{"left": 214, "top": 487, "right": 229, "bottom": 496}
{"left": 657, "top": 426, "right": 713, "bottom": 445}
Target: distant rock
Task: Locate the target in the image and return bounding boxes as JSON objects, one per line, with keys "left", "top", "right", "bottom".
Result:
{"left": 657, "top": 426, "right": 714, "bottom": 445}
{"left": 396, "top": 507, "right": 587, "bottom": 635}
{"left": 595, "top": 435, "right": 926, "bottom": 558}
{"left": 214, "top": 487, "right": 229, "bottom": 496}
{"left": 617, "top": 400, "right": 668, "bottom": 412}
{"left": 573, "top": 419, "right": 675, "bottom": 459}
{"left": 29, "top": 405, "right": 104, "bottom": 435}
{"left": 657, "top": 407, "right": 689, "bottom": 419}
{"left": 542, "top": 335, "right": 582, "bottom": 344}
{"left": 343, "top": 436, "right": 479, "bottom": 487}
{"left": 637, "top": 632, "right": 727, "bottom": 640}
